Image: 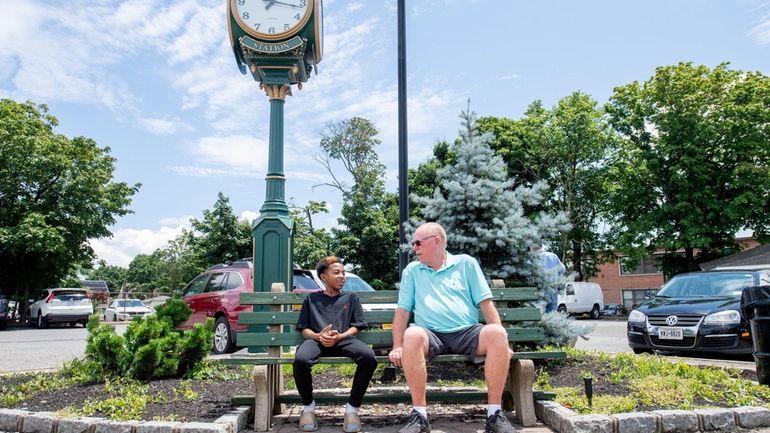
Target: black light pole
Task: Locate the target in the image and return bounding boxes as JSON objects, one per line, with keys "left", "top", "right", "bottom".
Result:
{"left": 397, "top": 0, "right": 409, "bottom": 275}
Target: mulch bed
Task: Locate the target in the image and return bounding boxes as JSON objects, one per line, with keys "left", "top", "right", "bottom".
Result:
{"left": 0, "top": 358, "right": 756, "bottom": 423}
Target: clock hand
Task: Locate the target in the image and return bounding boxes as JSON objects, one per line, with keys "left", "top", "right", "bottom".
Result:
{"left": 264, "top": 0, "right": 302, "bottom": 7}
{"left": 264, "top": 0, "right": 275, "bottom": 9}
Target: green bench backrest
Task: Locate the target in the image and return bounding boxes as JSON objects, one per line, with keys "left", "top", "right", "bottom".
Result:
{"left": 236, "top": 288, "right": 544, "bottom": 348}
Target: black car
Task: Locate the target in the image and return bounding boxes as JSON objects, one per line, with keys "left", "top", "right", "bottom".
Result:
{"left": 627, "top": 269, "right": 770, "bottom": 355}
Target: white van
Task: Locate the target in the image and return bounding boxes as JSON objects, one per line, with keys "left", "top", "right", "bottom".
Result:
{"left": 557, "top": 282, "right": 604, "bottom": 319}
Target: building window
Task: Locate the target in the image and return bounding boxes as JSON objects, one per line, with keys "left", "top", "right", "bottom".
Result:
{"left": 619, "top": 254, "right": 662, "bottom": 275}
{"left": 622, "top": 288, "right": 658, "bottom": 309}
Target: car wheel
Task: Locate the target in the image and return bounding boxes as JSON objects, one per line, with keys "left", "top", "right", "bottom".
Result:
{"left": 590, "top": 305, "right": 600, "bottom": 319}
{"left": 213, "top": 316, "right": 235, "bottom": 355}
{"left": 632, "top": 347, "right": 653, "bottom": 355}
{"left": 69, "top": 322, "right": 77, "bottom": 327}
{"left": 37, "top": 313, "right": 47, "bottom": 329}
{"left": 557, "top": 304, "right": 567, "bottom": 314}
{"left": 28, "top": 311, "right": 35, "bottom": 327}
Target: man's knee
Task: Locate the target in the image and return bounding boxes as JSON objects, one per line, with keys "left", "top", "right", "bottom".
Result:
{"left": 403, "top": 326, "right": 428, "bottom": 345}
{"left": 480, "top": 324, "right": 509, "bottom": 350}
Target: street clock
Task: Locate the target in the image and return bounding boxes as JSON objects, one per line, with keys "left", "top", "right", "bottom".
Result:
{"left": 228, "top": 0, "right": 323, "bottom": 84}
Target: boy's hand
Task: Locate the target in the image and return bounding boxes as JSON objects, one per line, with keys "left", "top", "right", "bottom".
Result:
{"left": 319, "top": 324, "right": 338, "bottom": 347}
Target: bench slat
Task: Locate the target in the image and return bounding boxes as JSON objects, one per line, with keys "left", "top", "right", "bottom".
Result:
{"left": 237, "top": 327, "right": 545, "bottom": 346}
{"left": 222, "top": 351, "right": 566, "bottom": 365}
{"left": 239, "top": 287, "right": 539, "bottom": 305}
{"left": 238, "top": 307, "right": 543, "bottom": 325}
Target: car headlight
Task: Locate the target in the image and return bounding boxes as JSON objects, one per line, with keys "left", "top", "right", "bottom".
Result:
{"left": 628, "top": 310, "right": 646, "bottom": 323}
{"left": 703, "top": 310, "right": 740, "bottom": 325}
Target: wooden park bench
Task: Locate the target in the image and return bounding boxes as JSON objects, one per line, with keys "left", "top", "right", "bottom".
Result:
{"left": 225, "top": 282, "right": 565, "bottom": 431}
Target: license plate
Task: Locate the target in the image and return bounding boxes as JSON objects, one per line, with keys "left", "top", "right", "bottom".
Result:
{"left": 658, "top": 327, "right": 683, "bottom": 340}
{"left": 382, "top": 323, "right": 393, "bottom": 330}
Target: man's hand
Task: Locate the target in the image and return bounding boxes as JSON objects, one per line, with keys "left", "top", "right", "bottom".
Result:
{"left": 388, "top": 347, "right": 403, "bottom": 367}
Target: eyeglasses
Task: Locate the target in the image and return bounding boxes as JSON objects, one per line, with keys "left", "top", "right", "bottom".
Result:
{"left": 411, "top": 235, "right": 437, "bottom": 247}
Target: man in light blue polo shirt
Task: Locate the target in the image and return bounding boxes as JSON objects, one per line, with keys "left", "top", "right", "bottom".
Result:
{"left": 389, "top": 222, "right": 517, "bottom": 433}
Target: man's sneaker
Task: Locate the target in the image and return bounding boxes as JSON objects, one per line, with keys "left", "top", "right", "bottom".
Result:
{"left": 398, "top": 410, "right": 431, "bottom": 433}
{"left": 485, "top": 410, "right": 517, "bottom": 433}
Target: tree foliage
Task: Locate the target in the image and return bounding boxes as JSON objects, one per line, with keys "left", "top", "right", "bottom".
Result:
{"left": 476, "top": 93, "right": 616, "bottom": 281}
{"left": 317, "top": 117, "right": 399, "bottom": 289}
{"left": 190, "top": 192, "right": 251, "bottom": 266}
{"left": 605, "top": 62, "right": 770, "bottom": 275}
{"left": 290, "top": 200, "right": 333, "bottom": 269}
{"left": 413, "top": 108, "right": 570, "bottom": 291}
{"left": 0, "top": 99, "right": 140, "bottom": 304}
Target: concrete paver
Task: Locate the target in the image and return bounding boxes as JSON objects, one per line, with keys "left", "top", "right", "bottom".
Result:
{"left": 268, "top": 405, "right": 555, "bottom": 433}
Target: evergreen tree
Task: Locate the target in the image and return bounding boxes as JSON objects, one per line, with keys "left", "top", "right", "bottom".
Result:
{"left": 413, "top": 108, "right": 570, "bottom": 300}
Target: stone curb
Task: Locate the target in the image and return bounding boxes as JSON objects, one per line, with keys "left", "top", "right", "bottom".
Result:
{"left": 0, "top": 406, "right": 253, "bottom": 433}
{"left": 535, "top": 401, "right": 770, "bottom": 433}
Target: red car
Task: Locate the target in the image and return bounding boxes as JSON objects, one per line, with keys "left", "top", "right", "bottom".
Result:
{"left": 179, "top": 260, "right": 321, "bottom": 354}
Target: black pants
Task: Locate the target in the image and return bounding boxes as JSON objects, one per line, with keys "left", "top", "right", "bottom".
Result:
{"left": 293, "top": 337, "right": 377, "bottom": 407}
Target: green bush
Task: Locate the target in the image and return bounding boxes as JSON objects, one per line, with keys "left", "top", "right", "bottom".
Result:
{"left": 84, "top": 299, "right": 213, "bottom": 380}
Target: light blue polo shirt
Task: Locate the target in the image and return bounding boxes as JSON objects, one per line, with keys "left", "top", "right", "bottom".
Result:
{"left": 397, "top": 252, "right": 492, "bottom": 333}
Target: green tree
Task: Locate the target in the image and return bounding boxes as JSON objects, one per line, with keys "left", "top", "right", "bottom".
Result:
{"left": 414, "top": 108, "right": 570, "bottom": 293}
{"left": 0, "top": 99, "right": 140, "bottom": 313}
{"left": 316, "top": 117, "right": 399, "bottom": 289}
{"left": 477, "top": 94, "right": 616, "bottom": 281}
{"left": 605, "top": 62, "right": 770, "bottom": 275}
{"left": 290, "top": 200, "right": 333, "bottom": 269}
{"left": 190, "top": 192, "right": 251, "bottom": 267}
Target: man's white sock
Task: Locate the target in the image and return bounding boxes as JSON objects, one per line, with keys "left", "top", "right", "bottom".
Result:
{"left": 303, "top": 401, "right": 316, "bottom": 413}
{"left": 345, "top": 403, "right": 359, "bottom": 414}
{"left": 413, "top": 406, "right": 428, "bottom": 418}
{"left": 487, "top": 404, "right": 502, "bottom": 418}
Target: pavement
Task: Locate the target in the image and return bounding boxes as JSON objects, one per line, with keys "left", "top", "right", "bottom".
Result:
{"left": 267, "top": 405, "right": 555, "bottom": 433}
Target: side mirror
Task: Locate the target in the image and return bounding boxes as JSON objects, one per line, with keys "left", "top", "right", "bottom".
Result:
{"left": 566, "top": 289, "right": 575, "bottom": 296}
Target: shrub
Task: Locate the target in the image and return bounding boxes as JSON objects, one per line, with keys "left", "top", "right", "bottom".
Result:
{"left": 84, "top": 299, "right": 213, "bottom": 380}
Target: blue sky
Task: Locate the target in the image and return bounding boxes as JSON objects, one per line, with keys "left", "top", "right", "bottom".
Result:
{"left": 1, "top": 0, "right": 769, "bottom": 267}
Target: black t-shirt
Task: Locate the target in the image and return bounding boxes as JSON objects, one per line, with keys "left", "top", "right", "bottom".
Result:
{"left": 295, "top": 291, "right": 368, "bottom": 334}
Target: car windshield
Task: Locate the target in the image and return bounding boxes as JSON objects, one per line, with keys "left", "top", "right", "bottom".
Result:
{"left": 116, "top": 300, "right": 145, "bottom": 308}
{"left": 294, "top": 273, "right": 321, "bottom": 291}
{"left": 343, "top": 276, "right": 375, "bottom": 293}
{"left": 657, "top": 272, "right": 754, "bottom": 298}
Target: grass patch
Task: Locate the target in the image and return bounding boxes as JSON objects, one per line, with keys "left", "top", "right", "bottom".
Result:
{"left": 0, "top": 372, "right": 78, "bottom": 406}
{"left": 536, "top": 348, "right": 770, "bottom": 415}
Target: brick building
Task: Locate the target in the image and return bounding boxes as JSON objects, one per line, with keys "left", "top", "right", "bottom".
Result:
{"left": 588, "top": 237, "right": 761, "bottom": 309}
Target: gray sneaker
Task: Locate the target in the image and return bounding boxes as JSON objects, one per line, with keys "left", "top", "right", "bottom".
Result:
{"left": 398, "top": 410, "right": 431, "bottom": 433}
{"left": 485, "top": 410, "right": 517, "bottom": 433}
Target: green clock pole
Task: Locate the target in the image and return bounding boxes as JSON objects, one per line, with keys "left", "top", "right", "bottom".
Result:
{"left": 252, "top": 70, "right": 296, "bottom": 298}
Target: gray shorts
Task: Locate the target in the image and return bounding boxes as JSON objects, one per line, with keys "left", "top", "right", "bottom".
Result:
{"left": 424, "top": 323, "right": 485, "bottom": 364}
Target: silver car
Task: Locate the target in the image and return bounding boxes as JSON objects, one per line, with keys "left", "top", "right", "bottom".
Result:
{"left": 28, "top": 288, "right": 94, "bottom": 328}
{"left": 104, "top": 299, "right": 152, "bottom": 321}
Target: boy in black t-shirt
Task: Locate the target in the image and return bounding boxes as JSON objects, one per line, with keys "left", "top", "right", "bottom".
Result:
{"left": 294, "top": 256, "right": 377, "bottom": 432}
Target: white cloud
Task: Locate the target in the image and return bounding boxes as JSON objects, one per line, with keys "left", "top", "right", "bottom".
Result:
{"left": 240, "top": 210, "right": 259, "bottom": 223}
{"left": 91, "top": 217, "right": 193, "bottom": 267}
{"left": 138, "top": 116, "right": 195, "bottom": 134}
{"left": 749, "top": 14, "right": 770, "bottom": 45}
{"left": 169, "top": 134, "right": 269, "bottom": 177}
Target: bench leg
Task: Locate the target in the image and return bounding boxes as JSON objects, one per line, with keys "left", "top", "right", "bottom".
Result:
{"left": 509, "top": 359, "right": 536, "bottom": 427}
{"left": 270, "top": 364, "right": 285, "bottom": 415}
{"left": 253, "top": 365, "right": 272, "bottom": 432}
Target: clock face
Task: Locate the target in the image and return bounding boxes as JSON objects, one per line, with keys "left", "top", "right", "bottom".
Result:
{"left": 232, "top": 0, "right": 313, "bottom": 40}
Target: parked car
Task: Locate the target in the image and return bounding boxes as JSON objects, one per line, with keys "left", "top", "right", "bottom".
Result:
{"left": 627, "top": 269, "right": 770, "bottom": 355}
{"left": 557, "top": 282, "right": 605, "bottom": 319}
{"left": 27, "top": 288, "right": 94, "bottom": 328}
{"left": 310, "top": 270, "right": 399, "bottom": 313}
{"left": 0, "top": 293, "right": 8, "bottom": 330}
{"left": 179, "top": 260, "right": 322, "bottom": 355}
{"left": 103, "top": 299, "right": 152, "bottom": 321}
{"left": 600, "top": 303, "right": 627, "bottom": 317}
